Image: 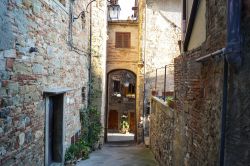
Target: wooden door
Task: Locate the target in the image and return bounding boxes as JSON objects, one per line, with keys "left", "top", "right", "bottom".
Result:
{"left": 129, "top": 112, "right": 135, "bottom": 133}
{"left": 108, "top": 110, "right": 118, "bottom": 130}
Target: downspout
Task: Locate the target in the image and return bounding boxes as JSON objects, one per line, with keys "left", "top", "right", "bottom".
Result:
{"left": 220, "top": 0, "right": 242, "bottom": 165}
{"left": 163, "top": 65, "right": 167, "bottom": 101}
{"left": 220, "top": 56, "right": 228, "bottom": 166}
{"left": 225, "top": 0, "right": 242, "bottom": 68}
{"left": 142, "top": 3, "right": 147, "bottom": 144}
{"left": 155, "top": 69, "right": 157, "bottom": 92}
{"left": 88, "top": 2, "right": 92, "bottom": 106}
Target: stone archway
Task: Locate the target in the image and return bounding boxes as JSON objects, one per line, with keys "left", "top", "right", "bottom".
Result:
{"left": 106, "top": 69, "right": 137, "bottom": 142}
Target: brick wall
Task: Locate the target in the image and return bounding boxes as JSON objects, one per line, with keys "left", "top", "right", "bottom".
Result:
{"left": 174, "top": 0, "right": 226, "bottom": 165}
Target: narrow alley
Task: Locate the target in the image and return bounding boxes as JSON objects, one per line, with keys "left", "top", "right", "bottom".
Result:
{"left": 0, "top": 0, "right": 250, "bottom": 166}
{"left": 77, "top": 143, "right": 158, "bottom": 166}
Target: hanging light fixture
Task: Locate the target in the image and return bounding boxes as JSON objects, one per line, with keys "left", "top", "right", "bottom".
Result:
{"left": 74, "top": 0, "right": 121, "bottom": 22}
{"left": 123, "top": 81, "right": 130, "bottom": 87}
{"left": 122, "top": 72, "right": 135, "bottom": 87}
{"left": 107, "top": 0, "right": 121, "bottom": 20}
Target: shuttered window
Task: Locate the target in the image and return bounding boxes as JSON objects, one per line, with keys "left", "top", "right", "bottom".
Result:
{"left": 115, "top": 32, "right": 131, "bottom": 48}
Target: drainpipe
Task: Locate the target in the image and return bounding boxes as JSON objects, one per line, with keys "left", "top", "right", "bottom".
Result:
{"left": 220, "top": 56, "right": 228, "bottom": 166}
{"left": 163, "top": 65, "right": 167, "bottom": 101}
{"left": 220, "top": 0, "right": 242, "bottom": 165}
{"left": 88, "top": 2, "right": 92, "bottom": 107}
{"left": 225, "top": 0, "right": 242, "bottom": 69}
{"left": 155, "top": 69, "right": 158, "bottom": 93}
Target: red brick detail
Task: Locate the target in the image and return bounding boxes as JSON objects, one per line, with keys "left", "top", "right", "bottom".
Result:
{"left": 12, "top": 74, "right": 37, "bottom": 82}
{"left": 2, "top": 80, "right": 9, "bottom": 87}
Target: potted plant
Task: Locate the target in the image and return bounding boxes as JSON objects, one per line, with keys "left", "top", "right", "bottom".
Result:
{"left": 121, "top": 120, "right": 129, "bottom": 134}
{"left": 120, "top": 114, "right": 129, "bottom": 134}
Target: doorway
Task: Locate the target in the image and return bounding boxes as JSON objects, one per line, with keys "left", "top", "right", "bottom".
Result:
{"left": 108, "top": 110, "right": 119, "bottom": 131}
{"left": 106, "top": 70, "right": 137, "bottom": 142}
{"left": 45, "top": 94, "right": 64, "bottom": 165}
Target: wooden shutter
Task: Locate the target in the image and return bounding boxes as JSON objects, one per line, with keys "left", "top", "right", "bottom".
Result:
{"left": 123, "top": 33, "right": 131, "bottom": 48}
{"left": 115, "top": 32, "right": 123, "bottom": 48}
{"left": 115, "top": 32, "right": 131, "bottom": 48}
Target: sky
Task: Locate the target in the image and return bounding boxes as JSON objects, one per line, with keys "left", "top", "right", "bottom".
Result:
{"left": 118, "top": 0, "right": 135, "bottom": 20}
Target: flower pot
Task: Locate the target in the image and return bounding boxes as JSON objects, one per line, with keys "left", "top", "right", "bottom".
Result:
{"left": 152, "top": 90, "right": 157, "bottom": 96}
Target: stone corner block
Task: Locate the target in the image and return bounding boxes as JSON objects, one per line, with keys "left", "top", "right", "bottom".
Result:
{"left": 0, "top": 59, "right": 6, "bottom": 70}
{"left": 32, "top": 64, "right": 44, "bottom": 74}
{"left": 18, "top": 132, "right": 25, "bottom": 146}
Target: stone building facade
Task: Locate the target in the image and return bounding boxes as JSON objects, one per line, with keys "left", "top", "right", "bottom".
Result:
{"left": 139, "top": 0, "right": 182, "bottom": 101}
{"left": 89, "top": 0, "right": 107, "bottom": 144}
{"left": 0, "top": 0, "right": 107, "bottom": 165}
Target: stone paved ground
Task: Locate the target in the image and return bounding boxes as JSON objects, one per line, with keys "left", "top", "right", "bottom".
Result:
{"left": 76, "top": 143, "right": 159, "bottom": 166}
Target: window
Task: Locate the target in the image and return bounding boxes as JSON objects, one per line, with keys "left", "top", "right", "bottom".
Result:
{"left": 113, "top": 81, "right": 120, "bottom": 92}
{"left": 124, "top": 84, "right": 135, "bottom": 98}
{"left": 82, "top": 87, "right": 86, "bottom": 103}
{"left": 128, "top": 84, "right": 135, "bottom": 94}
{"left": 115, "top": 32, "right": 131, "bottom": 48}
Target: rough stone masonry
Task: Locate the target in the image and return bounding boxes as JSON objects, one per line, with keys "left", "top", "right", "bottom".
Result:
{"left": 0, "top": 0, "right": 107, "bottom": 165}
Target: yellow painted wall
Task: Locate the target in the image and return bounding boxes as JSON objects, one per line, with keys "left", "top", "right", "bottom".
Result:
{"left": 107, "top": 21, "right": 139, "bottom": 74}
{"left": 187, "top": 0, "right": 206, "bottom": 50}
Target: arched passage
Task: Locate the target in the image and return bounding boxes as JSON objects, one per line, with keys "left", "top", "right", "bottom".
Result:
{"left": 105, "top": 69, "right": 137, "bottom": 142}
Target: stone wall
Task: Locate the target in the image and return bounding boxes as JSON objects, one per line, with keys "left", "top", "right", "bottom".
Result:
{"left": 150, "top": 97, "right": 174, "bottom": 166}
{"left": 89, "top": 0, "right": 107, "bottom": 144}
{"left": 0, "top": 0, "right": 105, "bottom": 165}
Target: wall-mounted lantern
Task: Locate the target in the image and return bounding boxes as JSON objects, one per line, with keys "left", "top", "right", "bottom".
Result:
{"left": 74, "top": 0, "right": 121, "bottom": 22}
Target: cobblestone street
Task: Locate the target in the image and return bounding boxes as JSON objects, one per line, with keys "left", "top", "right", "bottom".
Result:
{"left": 77, "top": 143, "right": 158, "bottom": 166}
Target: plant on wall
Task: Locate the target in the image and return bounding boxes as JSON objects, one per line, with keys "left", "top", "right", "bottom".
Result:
{"left": 65, "top": 107, "right": 102, "bottom": 163}
{"left": 82, "top": 107, "right": 102, "bottom": 148}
